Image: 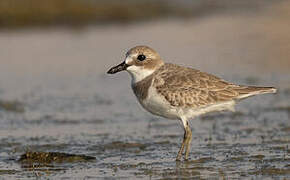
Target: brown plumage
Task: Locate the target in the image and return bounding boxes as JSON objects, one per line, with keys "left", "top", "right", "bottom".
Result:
{"left": 152, "top": 63, "right": 276, "bottom": 108}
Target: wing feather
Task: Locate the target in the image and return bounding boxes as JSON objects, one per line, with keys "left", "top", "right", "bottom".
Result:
{"left": 153, "top": 63, "right": 241, "bottom": 108}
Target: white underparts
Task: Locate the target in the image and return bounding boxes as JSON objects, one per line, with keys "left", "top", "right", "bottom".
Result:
{"left": 182, "top": 100, "right": 236, "bottom": 120}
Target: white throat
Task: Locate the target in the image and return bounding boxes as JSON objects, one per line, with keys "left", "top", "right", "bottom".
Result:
{"left": 126, "top": 65, "right": 154, "bottom": 84}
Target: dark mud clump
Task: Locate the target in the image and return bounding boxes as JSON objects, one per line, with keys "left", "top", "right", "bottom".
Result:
{"left": 250, "top": 168, "right": 290, "bottom": 176}
{"left": 103, "top": 141, "right": 147, "bottom": 151}
{"left": 0, "top": 100, "right": 24, "bottom": 113}
{"left": 18, "top": 152, "right": 95, "bottom": 164}
{"left": 187, "top": 157, "right": 215, "bottom": 164}
{"left": 0, "top": 169, "right": 19, "bottom": 175}
{"left": 250, "top": 154, "right": 265, "bottom": 160}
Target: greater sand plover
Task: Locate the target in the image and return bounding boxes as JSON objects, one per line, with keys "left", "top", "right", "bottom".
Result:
{"left": 107, "top": 46, "right": 277, "bottom": 161}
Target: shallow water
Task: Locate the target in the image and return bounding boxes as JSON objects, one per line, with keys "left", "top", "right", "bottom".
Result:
{"left": 0, "top": 4, "right": 290, "bottom": 179}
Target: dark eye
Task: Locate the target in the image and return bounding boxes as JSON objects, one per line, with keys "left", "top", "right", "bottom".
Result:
{"left": 137, "top": 54, "right": 146, "bottom": 61}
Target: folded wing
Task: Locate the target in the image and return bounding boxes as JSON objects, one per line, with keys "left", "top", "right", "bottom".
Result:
{"left": 153, "top": 63, "right": 276, "bottom": 108}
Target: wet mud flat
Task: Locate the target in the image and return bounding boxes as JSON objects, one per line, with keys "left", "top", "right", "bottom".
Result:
{"left": 0, "top": 60, "right": 289, "bottom": 178}
{"left": 0, "top": 88, "right": 289, "bottom": 179}
{"left": 0, "top": 57, "right": 289, "bottom": 178}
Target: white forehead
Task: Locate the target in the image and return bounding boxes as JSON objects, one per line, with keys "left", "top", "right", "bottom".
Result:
{"left": 125, "top": 55, "right": 133, "bottom": 64}
{"left": 125, "top": 52, "right": 139, "bottom": 64}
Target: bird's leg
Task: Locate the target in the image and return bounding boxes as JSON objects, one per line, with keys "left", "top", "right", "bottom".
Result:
{"left": 176, "top": 117, "right": 192, "bottom": 161}
{"left": 176, "top": 130, "right": 186, "bottom": 161}
{"left": 184, "top": 125, "right": 192, "bottom": 160}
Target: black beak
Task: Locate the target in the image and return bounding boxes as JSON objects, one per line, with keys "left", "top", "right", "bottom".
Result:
{"left": 107, "top": 61, "right": 129, "bottom": 74}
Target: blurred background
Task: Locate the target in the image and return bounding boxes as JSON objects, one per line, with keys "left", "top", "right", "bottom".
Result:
{"left": 0, "top": 0, "right": 289, "bottom": 179}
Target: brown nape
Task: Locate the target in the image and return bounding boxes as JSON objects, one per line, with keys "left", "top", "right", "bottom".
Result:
{"left": 142, "top": 58, "right": 164, "bottom": 70}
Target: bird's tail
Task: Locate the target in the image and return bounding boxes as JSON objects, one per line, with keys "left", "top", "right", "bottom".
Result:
{"left": 235, "top": 86, "right": 277, "bottom": 100}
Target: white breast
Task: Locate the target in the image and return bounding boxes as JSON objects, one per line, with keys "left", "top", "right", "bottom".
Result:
{"left": 137, "top": 86, "right": 180, "bottom": 120}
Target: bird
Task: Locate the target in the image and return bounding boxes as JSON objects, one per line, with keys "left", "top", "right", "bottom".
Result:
{"left": 107, "top": 45, "right": 277, "bottom": 161}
